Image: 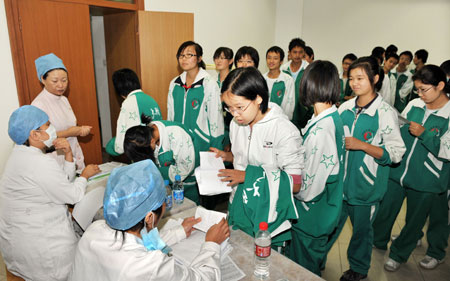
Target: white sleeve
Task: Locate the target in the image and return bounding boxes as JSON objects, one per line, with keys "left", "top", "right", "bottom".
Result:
{"left": 36, "top": 156, "right": 87, "bottom": 204}
{"left": 399, "top": 75, "right": 414, "bottom": 99}
{"left": 389, "top": 75, "right": 397, "bottom": 106}
{"left": 160, "top": 225, "right": 187, "bottom": 246}
{"left": 297, "top": 120, "right": 339, "bottom": 202}
{"left": 168, "top": 127, "right": 197, "bottom": 182}
{"left": 205, "top": 79, "right": 225, "bottom": 139}
{"left": 114, "top": 95, "right": 141, "bottom": 154}
{"left": 379, "top": 76, "right": 391, "bottom": 104}
{"left": 167, "top": 80, "right": 176, "bottom": 121}
{"left": 379, "top": 104, "right": 406, "bottom": 164}
{"left": 275, "top": 121, "right": 304, "bottom": 176}
{"left": 63, "top": 160, "right": 77, "bottom": 182}
{"left": 438, "top": 128, "right": 450, "bottom": 160}
{"left": 281, "top": 76, "right": 295, "bottom": 120}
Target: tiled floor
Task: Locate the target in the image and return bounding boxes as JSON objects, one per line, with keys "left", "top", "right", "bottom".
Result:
{"left": 0, "top": 202, "right": 448, "bottom": 281}
{"left": 321, "top": 202, "right": 450, "bottom": 281}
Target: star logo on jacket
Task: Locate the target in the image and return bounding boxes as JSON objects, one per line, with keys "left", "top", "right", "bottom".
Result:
{"left": 129, "top": 111, "right": 138, "bottom": 121}
{"left": 271, "top": 170, "right": 280, "bottom": 181}
{"left": 320, "top": 154, "right": 335, "bottom": 169}
{"left": 302, "top": 173, "right": 315, "bottom": 190}
{"left": 263, "top": 141, "right": 273, "bottom": 148}
{"left": 191, "top": 99, "right": 200, "bottom": 110}
{"left": 276, "top": 90, "right": 283, "bottom": 97}
{"left": 311, "top": 126, "right": 323, "bottom": 135}
{"left": 381, "top": 125, "right": 393, "bottom": 135}
{"left": 443, "top": 140, "right": 450, "bottom": 149}
{"left": 380, "top": 103, "right": 390, "bottom": 112}
{"left": 362, "top": 129, "right": 374, "bottom": 142}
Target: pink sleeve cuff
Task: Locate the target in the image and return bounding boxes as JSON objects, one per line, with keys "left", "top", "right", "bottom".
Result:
{"left": 290, "top": 174, "right": 302, "bottom": 185}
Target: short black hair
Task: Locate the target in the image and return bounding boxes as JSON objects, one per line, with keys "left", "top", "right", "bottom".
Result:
{"left": 124, "top": 119, "right": 156, "bottom": 164}
{"left": 176, "top": 41, "right": 206, "bottom": 69}
{"left": 440, "top": 60, "right": 450, "bottom": 76}
{"left": 415, "top": 49, "right": 429, "bottom": 64}
{"left": 112, "top": 68, "right": 141, "bottom": 97}
{"left": 42, "top": 68, "right": 67, "bottom": 80}
{"left": 348, "top": 56, "right": 384, "bottom": 92}
{"left": 371, "top": 46, "right": 385, "bottom": 64}
{"left": 413, "top": 64, "right": 449, "bottom": 93}
{"left": 399, "top": 51, "right": 413, "bottom": 62}
{"left": 266, "top": 46, "right": 285, "bottom": 61}
{"left": 288, "top": 38, "right": 306, "bottom": 52}
{"left": 386, "top": 44, "right": 398, "bottom": 56}
{"left": 221, "top": 67, "right": 268, "bottom": 113}
{"left": 305, "top": 46, "right": 314, "bottom": 59}
{"left": 214, "top": 47, "right": 234, "bottom": 70}
{"left": 385, "top": 53, "right": 400, "bottom": 62}
{"left": 342, "top": 53, "right": 357, "bottom": 63}
{"left": 234, "top": 46, "right": 260, "bottom": 68}
{"left": 300, "top": 60, "right": 340, "bottom": 107}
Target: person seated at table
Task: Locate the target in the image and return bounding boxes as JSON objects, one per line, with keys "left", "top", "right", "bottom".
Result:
{"left": 106, "top": 68, "right": 162, "bottom": 156}
{"left": 69, "top": 159, "right": 230, "bottom": 281}
{"left": 124, "top": 116, "right": 200, "bottom": 204}
{"left": 0, "top": 105, "right": 100, "bottom": 281}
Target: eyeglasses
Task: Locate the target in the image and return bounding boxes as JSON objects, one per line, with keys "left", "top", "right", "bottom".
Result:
{"left": 417, "top": 86, "right": 433, "bottom": 94}
{"left": 224, "top": 101, "right": 252, "bottom": 115}
{"left": 178, "top": 53, "right": 197, "bottom": 59}
{"left": 237, "top": 60, "right": 254, "bottom": 66}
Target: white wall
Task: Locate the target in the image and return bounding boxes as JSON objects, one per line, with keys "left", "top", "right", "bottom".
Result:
{"left": 145, "top": 0, "right": 277, "bottom": 72}
{"left": 302, "top": 0, "right": 450, "bottom": 70}
{"left": 0, "top": 1, "right": 19, "bottom": 174}
{"left": 274, "top": 0, "right": 303, "bottom": 55}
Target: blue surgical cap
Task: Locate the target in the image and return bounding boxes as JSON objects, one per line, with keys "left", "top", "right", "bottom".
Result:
{"left": 8, "top": 105, "right": 49, "bottom": 145}
{"left": 35, "top": 53, "right": 67, "bottom": 82}
{"left": 103, "top": 160, "right": 166, "bottom": 230}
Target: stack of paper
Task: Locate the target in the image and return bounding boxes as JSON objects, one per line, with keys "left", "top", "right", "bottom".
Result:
{"left": 195, "top": 152, "right": 232, "bottom": 195}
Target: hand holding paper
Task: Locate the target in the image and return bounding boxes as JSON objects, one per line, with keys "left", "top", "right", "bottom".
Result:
{"left": 195, "top": 152, "right": 233, "bottom": 195}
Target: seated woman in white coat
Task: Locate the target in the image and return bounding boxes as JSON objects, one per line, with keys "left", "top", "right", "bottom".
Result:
{"left": 69, "top": 159, "right": 230, "bottom": 281}
{"left": 0, "top": 105, "right": 100, "bottom": 281}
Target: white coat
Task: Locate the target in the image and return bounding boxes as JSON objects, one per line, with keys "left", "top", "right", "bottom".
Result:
{"left": 0, "top": 145, "right": 87, "bottom": 281}
{"left": 69, "top": 220, "right": 221, "bottom": 281}
{"left": 229, "top": 103, "right": 304, "bottom": 201}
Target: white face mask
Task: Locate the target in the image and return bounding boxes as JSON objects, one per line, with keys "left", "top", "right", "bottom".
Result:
{"left": 41, "top": 124, "right": 57, "bottom": 147}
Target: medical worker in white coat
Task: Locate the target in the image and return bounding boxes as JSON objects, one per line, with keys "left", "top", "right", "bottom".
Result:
{"left": 0, "top": 105, "right": 99, "bottom": 281}
{"left": 69, "top": 159, "right": 230, "bottom": 281}
{"left": 211, "top": 67, "right": 304, "bottom": 199}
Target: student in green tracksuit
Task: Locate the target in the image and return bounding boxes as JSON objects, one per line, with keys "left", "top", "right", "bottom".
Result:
{"left": 167, "top": 41, "right": 224, "bottom": 154}
{"left": 106, "top": 68, "right": 162, "bottom": 156}
{"left": 280, "top": 38, "right": 312, "bottom": 129}
{"left": 391, "top": 51, "right": 414, "bottom": 112}
{"left": 339, "top": 53, "right": 357, "bottom": 106}
{"left": 123, "top": 117, "right": 200, "bottom": 204}
{"left": 381, "top": 65, "right": 450, "bottom": 272}
{"left": 288, "top": 61, "right": 345, "bottom": 276}
{"left": 263, "top": 46, "right": 295, "bottom": 119}
{"left": 331, "top": 57, "right": 406, "bottom": 281}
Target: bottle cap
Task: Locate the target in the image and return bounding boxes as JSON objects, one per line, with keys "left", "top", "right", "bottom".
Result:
{"left": 259, "top": 222, "right": 268, "bottom": 231}
{"left": 175, "top": 175, "right": 181, "bottom": 181}
{"left": 164, "top": 179, "right": 170, "bottom": 186}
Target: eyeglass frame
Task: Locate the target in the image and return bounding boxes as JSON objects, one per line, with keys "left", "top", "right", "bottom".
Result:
{"left": 417, "top": 86, "right": 434, "bottom": 94}
{"left": 223, "top": 101, "right": 253, "bottom": 115}
{"left": 177, "top": 53, "right": 197, "bottom": 59}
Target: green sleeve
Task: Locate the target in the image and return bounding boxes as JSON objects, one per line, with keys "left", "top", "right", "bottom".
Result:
{"left": 105, "top": 137, "right": 121, "bottom": 156}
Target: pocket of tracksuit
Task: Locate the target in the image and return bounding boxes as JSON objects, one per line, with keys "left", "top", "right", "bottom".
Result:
{"left": 424, "top": 152, "right": 442, "bottom": 182}
{"left": 355, "top": 156, "right": 378, "bottom": 201}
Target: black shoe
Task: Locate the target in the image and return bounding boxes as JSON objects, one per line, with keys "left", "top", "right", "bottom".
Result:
{"left": 340, "top": 269, "right": 367, "bottom": 281}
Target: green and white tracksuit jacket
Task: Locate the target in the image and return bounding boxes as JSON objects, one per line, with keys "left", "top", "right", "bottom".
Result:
{"left": 390, "top": 98, "right": 450, "bottom": 193}
{"left": 339, "top": 96, "right": 406, "bottom": 205}
{"left": 293, "top": 106, "right": 346, "bottom": 238}
{"left": 152, "top": 120, "right": 199, "bottom": 185}
{"left": 228, "top": 165, "right": 299, "bottom": 247}
{"left": 263, "top": 71, "right": 296, "bottom": 119}
{"left": 106, "top": 89, "right": 162, "bottom": 156}
{"left": 281, "top": 60, "right": 312, "bottom": 129}
{"left": 391, "top": 69, "right": 414, "bottom": 113}
{"left": 167, "top": 68, "right": 224, "bottom": 152}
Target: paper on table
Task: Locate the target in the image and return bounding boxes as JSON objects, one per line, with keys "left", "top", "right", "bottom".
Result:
{"left": 72, "top": 186, "right": 106, "bottom": 230}
{"left": 195, "top": 152, "right": 232, "bottom": 195}
{"left": 194, "top": 206, "right": 227, "bottom": 233}
{"left": 221, "top": 255, "right": 246, "bottom": 281}
{"left": 88, "top": 162, "right": 125, "bottom": 182}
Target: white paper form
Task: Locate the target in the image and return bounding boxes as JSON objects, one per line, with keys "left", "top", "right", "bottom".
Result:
{"left": 195, "top": 152, "right": 232, "bottom": 195}
{"left": 72, "top": 186, "right": 105, "bottom": 230}
{"left": 194, "top": 206, "right": 227, "bottom": 233}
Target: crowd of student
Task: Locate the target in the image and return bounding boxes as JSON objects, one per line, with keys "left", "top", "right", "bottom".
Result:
{"left": 0, "top": 37, "right": 448, "bottom": 281}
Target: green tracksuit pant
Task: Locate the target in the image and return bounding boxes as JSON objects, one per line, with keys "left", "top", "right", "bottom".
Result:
{"left": 325, "top": 202, "right": 379, "bottom": 275}
{"left": 389, "top": 188, "right": 448, "bottom": 262}
{"left": 373, "top": 179, "right": 406, "bottom": 250}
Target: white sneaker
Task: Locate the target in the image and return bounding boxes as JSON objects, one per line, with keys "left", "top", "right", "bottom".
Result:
{"left": 391, "top": 234, "right": 421, "bottom": 246}
{"left": 384, "top": 258, "right": 401, "bottom": 272}
{"left": 419, "top": 255, "right": 444, "bottom": 269}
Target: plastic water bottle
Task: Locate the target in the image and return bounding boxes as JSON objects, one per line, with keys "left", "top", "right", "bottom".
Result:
{"left": 172, "top": 175, "right": 184, "bottom": 205}
{"left": 254, "top": 221, "right": 271, "bottom": 279}
{"left": 164, "top": 180, "right": 173, "bottom": 211}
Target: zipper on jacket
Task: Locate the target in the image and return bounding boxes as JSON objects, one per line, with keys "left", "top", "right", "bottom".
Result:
{"left": 182, "top": 89, "right": 188, "bottom": 123}
{"left": 343, "top": 109, "right": 361, "bottom": 181}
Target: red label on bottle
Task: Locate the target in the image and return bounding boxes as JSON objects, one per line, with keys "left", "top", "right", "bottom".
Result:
{"left": 255, "top": 244, "right": 271, "bottom": 258}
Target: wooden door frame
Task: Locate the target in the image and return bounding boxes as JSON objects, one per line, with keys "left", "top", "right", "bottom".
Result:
{"left": 4, "top": 0, "right": 145, "bottom": 106}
